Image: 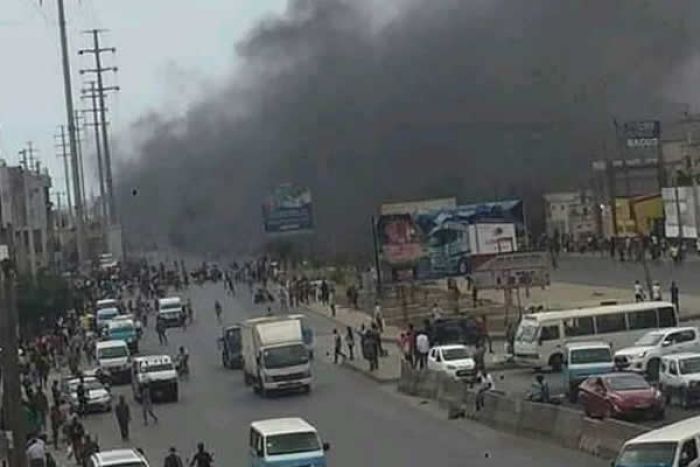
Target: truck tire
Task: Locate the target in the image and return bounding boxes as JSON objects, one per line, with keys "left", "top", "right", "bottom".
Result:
{"left": 172, "top": 387, "right": 179, "bottom": 402}
{"left": 303, "top": 385, "right": 311, "bottom": 395}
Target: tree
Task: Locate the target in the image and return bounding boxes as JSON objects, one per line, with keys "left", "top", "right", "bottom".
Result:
{"left": 17, "top": 272, "right": 73, "bottom": 333}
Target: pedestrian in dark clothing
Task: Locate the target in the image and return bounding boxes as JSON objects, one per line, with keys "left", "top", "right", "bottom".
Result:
{"left": 115, "top": 396, "right": 131, "bottom": 441}
{"left": 189, "top": 443, "right": 213, "bottom": 467}
{"left": 82, "top": 435, "right": 99, "bottom": 467}
{"left": 34, "top": 388, "right": 48, "bottom": 429}
{"left": 345, "top": 326, "right": 355, "bottom": 360}
{"left": 50, "top": 380, "right": 61, "bottom": 407}
{"left": 141, "top": 382, "right": 158, "bottom": 426}
{"left": 49, "top": 405, "right": 64, "bottom": 449}
{"left": 76, "top": 380, "right": 87, "bottom": 416}
{"left": 332, "top": 329, "right": 346, "bottom": 364}
{"left": 68, "top": 417, "right": 85, "bottom": 464}
{"left": 156, "top": 320, "right": 168, "bottom": 345}
{"left": 671, "top": 281, "right": 680, "bottom": 312}
{"left": 164, "top": 447, "right": 184, "bottom": 467}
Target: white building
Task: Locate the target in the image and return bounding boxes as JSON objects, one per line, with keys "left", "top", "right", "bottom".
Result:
{"left": 544, "top": 191, "right": 597, "bottom": 240}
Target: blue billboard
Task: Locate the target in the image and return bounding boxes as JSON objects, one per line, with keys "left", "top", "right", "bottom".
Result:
{"left": 262, "top": 184, "right": 314, "bottom": 234}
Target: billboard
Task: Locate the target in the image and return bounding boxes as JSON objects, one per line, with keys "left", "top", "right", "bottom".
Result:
{"left": 380, "top": 197, "right": 456, "bottom": 215}
{"left": 471, "top": 252, "right": 549, "bottom": 290}
{"left": 262, "top": 184, "right": 314, "bottom": 234}
{"left": 623, "top": 120, "right": 660, "bottom": 148}
{"left": 662, "top": 187, "right": 697, "bottom": 239}
{"left": 376, "top": 200, "right": 522, "bottom": 282}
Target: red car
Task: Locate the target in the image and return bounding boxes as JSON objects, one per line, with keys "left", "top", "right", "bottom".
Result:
{"left": 579, "top": 373, "right": 665, "bottom": 420}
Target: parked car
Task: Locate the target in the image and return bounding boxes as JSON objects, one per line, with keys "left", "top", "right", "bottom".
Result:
{"left": 614, "top": 327, "right": 700, "bottom": 379}
{"left": 579, "top": 373, "right": 665, "bottom": 421}
{"left": 562, "top": 342, "right": 614, "bottom": 403}
{"left": 87, "top": 448, "right": 150, "bottom": 467}
{"left": 426, "top": 345, "right": 477, "bottom": 381}
{"left": 660, "top": 353, "right": 700, "bottom": 409}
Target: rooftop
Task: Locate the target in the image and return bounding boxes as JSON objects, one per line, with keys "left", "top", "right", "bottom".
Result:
{"left": 251, "top": 417, "right": 317, "bottom": 436}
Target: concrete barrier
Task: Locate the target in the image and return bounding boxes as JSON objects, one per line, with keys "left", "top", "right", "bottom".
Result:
{"left": 396, "top": 364, "right": 649, "bottom": 461}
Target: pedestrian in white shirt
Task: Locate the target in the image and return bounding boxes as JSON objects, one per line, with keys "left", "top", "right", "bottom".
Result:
{"left": 652, "top": 281, "right": 662, "bottom": 301}
{"left": 475, "top": 371, "right": 494, "bottom": 411}
{"left": 26, "top": 436, "right": 46, "bottom": 467}
{"left": 415, "top": 332, "right": 430, "bottom": 370}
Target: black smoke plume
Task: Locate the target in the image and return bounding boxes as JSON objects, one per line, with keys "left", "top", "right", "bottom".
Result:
{"left": 117, "top": 0, "right": 700, "bottom": 259}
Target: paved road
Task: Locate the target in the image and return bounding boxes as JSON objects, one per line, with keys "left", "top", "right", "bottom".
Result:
{"left": 73, "top": 282, "right": 605, "bottom": 467}
{"left": 553, "top": 254, "right": 700, "bottom": 294}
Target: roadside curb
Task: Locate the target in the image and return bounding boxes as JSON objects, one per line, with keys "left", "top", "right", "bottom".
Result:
{"left": 339, "top": 360, "right": 400, "bottom": 384}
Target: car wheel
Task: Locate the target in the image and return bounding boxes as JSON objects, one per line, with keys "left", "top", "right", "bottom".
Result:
{"left": 172, "top": 389, "right": 179, "bottom": 402}
{"left": 568, "top": 387, "right": 578, "bottom": 403}
{"left": 583, "top": 405, "right": 593, "bottom": 418}
{"left": 549, "top": 354, "right": 563, "bottom": 372}
{"left": 646, "top": 359, "right": 661, "bottom": 381}
{"left": 303, "top": 385, "right": 311, "bottom": 395}
{"left": 653, "top": 408, "right": 665, "bottom": 420}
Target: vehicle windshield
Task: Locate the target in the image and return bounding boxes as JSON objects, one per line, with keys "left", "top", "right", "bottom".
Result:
{"left": 515, "top": 323, "right": 538, "bottom": 343}
{"left": 570, "top": 348, "right": 611, "bottom": 364}
{"left": 616, "top": 442, "right": 677, "bottom": 467}
{"left": 69, "top": 378, "right": 102, "bottom": 391}
{"left": 110, "top": 322, "right": 134, "bottom": 331}
{"left": 679, "top": 357, "right": 700, "bottom": 375}
{"left": 109, "top": 463, "right": 146, "bottom": 467}
{"left": 634, "top": 333, "right": 664, "bottom": 347}
{"left": 98, "top": 346, "right": 128, "bottom": 359}
{"left": 263, "top": 344, "right": 309, "bottom": 369}
{"left": 442, "top": 347, "right": 471, "bottom": 361}
{"left": 97, "top": 308, "right": 119, "bottom": 320}
{"left": 266, "top": 432, "right": 320, "bottom": 456}
{"left": 141, "top": 363, "right": 174, "bottom": 373}
{"left": 605, "top": 375, "right": 650, "bottom": 391}
{"left": 160, "top": 306, "right": 181, "bottom": 313}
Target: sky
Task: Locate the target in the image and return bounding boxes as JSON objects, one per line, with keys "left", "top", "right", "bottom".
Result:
{"left": 0, "top": 0, "right": 287, "bottom": 199}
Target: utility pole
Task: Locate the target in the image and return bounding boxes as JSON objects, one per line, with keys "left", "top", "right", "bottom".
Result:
{"left": 81, "top": 81, "right": 108, "bottom": 222}
{"left": 74, "top": 111, "right": 88, "bottom": 218}
{"left": 56, "top": 0, "right": 87, "bottom": 266}
{"left": 18, "top": 144, "right": 37, "bottom": 280}
{"left": 80, "top": 29, "right": 118, "bottom": 225}
{"left": 0, "top": 224, "right": 25, "bottom": 467}
{"left": 55, "top": 125, "right": 74, "bottom": 222}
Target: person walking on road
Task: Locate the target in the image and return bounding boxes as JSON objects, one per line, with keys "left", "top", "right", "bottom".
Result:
{"left": 634, "top": 280, "right": 645, "bottom": 302}
{"left": 115, "top": 395, "right": 131, "bottom": 441}
{"left": 164, "top": 447, "right": 184, "bottom": 467}
{"left": 49, "top": 405, "right": 64, "bottom": 449}
{"left": 345, "top": 326, "right": 355, "bottom": 361}
{"left": 671, "top": 281, "right": 680, "bottom": 312}
{"left": 652, "top": 281, "right": 662, "bottom": 301}
{"left": 332, "top": 329, "right": 346, "bottom": 364}
{"left": 415, "top": 330, "right": 430, "bottom": 370}
{"left": 214, "top": 301, "right": 223, "bottom": 325}
{"left": 475, "top": 370, "right": 494, "bottom": 411}
{"left": 189, "top": 443, "right": 213, "bottom": 467}
{"left": 156, "top": 319, "right": 168, "bottom": 346}
{"left": 141, "top": 381, "right": 159, "bottom": 426}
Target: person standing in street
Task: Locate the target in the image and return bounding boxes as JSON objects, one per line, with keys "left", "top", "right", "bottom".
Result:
{"left": 345, "top": 326, "right": 355, "bottom": 361}
{"left": 671, "top": 281, "right": 680, "bottom": 312}
{"left": 634, "top": 280, "right": 645, "bottom": 302}
{"left": 652, "top": 281, "right": 662, "bottom": 301}
{"left": 115, "top": 395, "right": 131, "bottom": 441}
{"left": 214, "top": 300, "right": 223, "bottom": 324}
{"left": 332, "top": 329, "right": 346, "bottom": 364}
{"left": 156, "top": 319, "right": 168, "bottom": 346}
{"left": 189, "top": 442, "right": 213, "bottom": 467}
{"left": 141, "top": 381, "right": 159, "bottom": 426}
{"left": 164, "top": 447, "right": 184, "bottom": 467}
{"left": 415, "top": 330, "right": 430, "bottom": 370}
{"left": 49, "top": 405, "right": 64, "bottom": 449}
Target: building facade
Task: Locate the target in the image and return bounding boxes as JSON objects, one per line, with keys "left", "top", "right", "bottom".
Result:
{"left": 543, "top": 191, "right": 597, "bottom": 241}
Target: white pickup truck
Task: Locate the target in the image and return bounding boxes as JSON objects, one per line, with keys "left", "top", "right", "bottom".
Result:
{"left": 242, "top": 316, "right": 312, "bottom": 396}
{"left": 614, "top": 327, "right": 700, "bottom": 379}
{"left": 659, "top": 353, "right": 700, "bottom": 408}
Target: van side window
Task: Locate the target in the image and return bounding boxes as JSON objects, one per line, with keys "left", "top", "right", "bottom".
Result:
{"left": 563, "top": 317, "right": 594, "bottom": 337}
{"left": 627, "top": 309, "right": 657, "bottom": 330}
{"left": 673, "top": 330, "right": 696, "bottom": 344}
{"left": 680, "top": 438, "right": 698, "bottom": 466}
{"left": 658, "top": 307, "right": 677, "bottom": 327}
{"left": 540, "top": 325, "right": 560, "bottom": 341}
{"left": 595, "top": 313, "right": 626, "bottom": 334}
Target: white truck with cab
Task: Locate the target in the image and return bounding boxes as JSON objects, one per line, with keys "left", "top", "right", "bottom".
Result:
{"left": 242, "top": 316, "right": 312, "bottom": 396}
{"left": 660, "top": 352, "right": 700, "bottom": 409}
{"left": 614, "top": 326, "right": 700, "bottom": 379}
